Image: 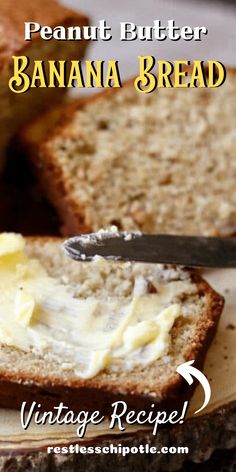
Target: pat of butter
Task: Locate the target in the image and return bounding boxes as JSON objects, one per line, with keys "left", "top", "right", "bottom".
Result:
{"left": 0, "top": 233, "right": 190, "bottom": 379}
{"left": 122, "top": 304, "right": 180, "bottom": 353}
{"left": 14, "top": 290, "right": 35, "bottom": 327}
{"left": 123, "top": 320, "right": 158, "bottom": 350}
{"left": 76, "top": 349, "right": 110, "bottom": 378}
{"left": 118, "top": 304, "right": 180, "bottom": 364}
{"left": 142, "top": 304, "right": 181, "bottom": 364}
{"left": 0, "top": 233, "right": 25, "bottom": 257}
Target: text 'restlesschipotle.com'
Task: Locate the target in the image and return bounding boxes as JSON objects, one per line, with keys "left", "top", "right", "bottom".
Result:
{"left": 47, "top": 443, "right": 189, "bottom": 457}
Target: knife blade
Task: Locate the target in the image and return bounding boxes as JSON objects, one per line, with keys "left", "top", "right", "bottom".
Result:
{"left": 62, "top": 232, "right": 236, "bottom": 267}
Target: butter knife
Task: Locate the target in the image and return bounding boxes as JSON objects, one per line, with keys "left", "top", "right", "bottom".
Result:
{"left": 63, "top": 232, "right": 236, "bottom": 268}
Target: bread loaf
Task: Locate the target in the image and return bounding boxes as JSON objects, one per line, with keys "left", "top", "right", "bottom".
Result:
{"left": 0, "top": 0, "right": 88, "bottom": 173}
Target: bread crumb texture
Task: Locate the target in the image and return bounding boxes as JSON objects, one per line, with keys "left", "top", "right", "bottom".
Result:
{"left": 45, "top": 72, "right": 236, "bottom": 236}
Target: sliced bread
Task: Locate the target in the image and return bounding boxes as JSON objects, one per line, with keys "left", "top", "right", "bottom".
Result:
{"left": 0, "top": 0, "right": 88, "bottom": 173}
{"left": 21, "top": 69, "right": 236, "bottom": 236}
{"left": 0, "top": 234, "right": 223, "bottom": 413}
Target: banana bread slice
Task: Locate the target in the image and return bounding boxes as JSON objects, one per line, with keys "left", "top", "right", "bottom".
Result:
{"left": 21, "top": 69, "right": 236, "bottom": 237}
{"left": 0, "top": 234, "right": 223, "bottom": 413}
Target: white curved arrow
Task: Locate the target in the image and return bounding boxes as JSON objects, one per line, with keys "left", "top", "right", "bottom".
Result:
{"left": 176, "top": 360, "right": 211, "bottom": 414}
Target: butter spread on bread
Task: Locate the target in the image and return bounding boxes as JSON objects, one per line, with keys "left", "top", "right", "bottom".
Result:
{"left": 0, "top": 236, "right": 224, "bottom": 412}
{"left": 0, "top": 233, "right": 202, "bottom": 379}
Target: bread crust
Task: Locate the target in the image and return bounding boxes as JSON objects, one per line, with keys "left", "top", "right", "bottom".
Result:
{"left": 0, "top": 0, "right": 89, "bottom": 71}
{"left": 0, "top": 237, "right": 224, "bottom": 414}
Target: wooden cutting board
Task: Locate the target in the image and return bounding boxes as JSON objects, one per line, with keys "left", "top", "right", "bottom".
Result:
{"left": 0, "top": 268, "right": 235, "bottom": 467}
{"left": 188, "top": 267, "right": 236, "bottom": 416}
